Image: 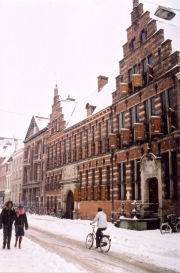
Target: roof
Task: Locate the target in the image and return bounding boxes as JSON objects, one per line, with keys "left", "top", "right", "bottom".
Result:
{"left": 63, "top": 79, "right": 115, "bottom": 129}
{"left": 0, "top": 138, "right": 23, "bottom": 164}
{"left": 34, "top": 116, "right": 49, "bottom": 131}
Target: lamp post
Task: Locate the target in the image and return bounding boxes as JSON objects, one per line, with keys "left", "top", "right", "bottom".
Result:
{"left": 109, "top": 133, "right": 116, "bottom": 223}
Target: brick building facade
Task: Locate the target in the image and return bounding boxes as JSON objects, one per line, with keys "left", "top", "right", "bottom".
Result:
{"left": 22, "top": 116, "right": 48, "bottom": 207}
{"left": 45, "top": 0, "right": 180, "bottom": 221}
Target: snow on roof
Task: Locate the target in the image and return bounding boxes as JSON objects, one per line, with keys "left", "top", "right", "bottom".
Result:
{"left": 34, "top": 116, "right": 49, "bottom": 131}
{"left": 66, "top": 79, "right": 115, "bottom": 128}
{"left": 0, "top": 138, "right": 24, "bottom": 164}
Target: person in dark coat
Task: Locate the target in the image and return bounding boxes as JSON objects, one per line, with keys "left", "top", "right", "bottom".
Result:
{"left": 14, "top": 205, "right": 28, "bottom": 249}
{"left": 0, "top": 201, "right": 16, "bottom": 249}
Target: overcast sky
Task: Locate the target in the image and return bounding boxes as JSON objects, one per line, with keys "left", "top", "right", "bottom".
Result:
{"left": 0, "top": 0, "right": 180, "bottom": 140}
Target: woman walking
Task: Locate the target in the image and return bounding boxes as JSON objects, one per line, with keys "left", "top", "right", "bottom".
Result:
{"left": 14, "top": 205, "right": 28, "bottom": 249}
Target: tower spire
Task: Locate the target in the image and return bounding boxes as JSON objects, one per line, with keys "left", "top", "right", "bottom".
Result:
{"left": 133, "top": 0, "right": 139, "bottom": 9}
{"left": 53, "top": 84, "right": 60, "bottom": 105}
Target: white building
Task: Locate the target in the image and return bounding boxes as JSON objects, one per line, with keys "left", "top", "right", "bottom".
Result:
{"left": 11, "top": 148, "right": 24, "bottom": 204}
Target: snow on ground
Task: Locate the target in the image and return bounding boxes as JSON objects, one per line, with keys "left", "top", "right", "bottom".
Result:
{"left": 0, "top": 229, "right": 84, "bottom": 273}
{"left": 29, "top": 214, "right": 180, "bottom": 272}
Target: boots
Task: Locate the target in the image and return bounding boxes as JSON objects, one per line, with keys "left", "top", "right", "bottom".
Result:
{"left": 14, "top": 237, "right": 18, "bottom": 248}
{"left": 19, "top": 237, "right": 22, "bottom": 249}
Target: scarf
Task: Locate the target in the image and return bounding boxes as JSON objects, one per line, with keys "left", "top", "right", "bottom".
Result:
{"left": 17, "top": 208, "right": 25, "bottom": 217}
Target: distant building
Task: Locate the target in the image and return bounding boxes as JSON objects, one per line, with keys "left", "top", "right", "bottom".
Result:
{"left": 11, "top": 148, "right": 24, "bottom": 204}
{"left": 22, "top": 116, "right": 49, "bottom": 207}
{"left": 45, "top": 0, "right": 180, "bottom": 222}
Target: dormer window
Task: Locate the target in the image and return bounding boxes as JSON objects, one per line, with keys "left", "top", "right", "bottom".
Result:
{"left": 131, "top": 38, "right": 136, "bottom": 50}
{"left": 140, "top": 29, "right": 147, "bottom": 43}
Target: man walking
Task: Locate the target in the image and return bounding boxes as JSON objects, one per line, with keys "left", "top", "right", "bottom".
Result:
{"left": 91, "top": 208, "right": 108, "bottom": 248}
{"left": 0, "top": 201, "right": 16, "bottom": 249}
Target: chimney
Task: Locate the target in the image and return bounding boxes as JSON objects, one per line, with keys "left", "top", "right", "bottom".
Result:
{"left": 133, "top": 0, "right": 139, "bottom": 8}
{"left": 54, "top": 84, "right": 60, "bottom": 105}
{"left": 86, "top": 103, "right": 96, "bottom": 117}
{"left": 98, "top": 75, "right": 108, "bottom": 92}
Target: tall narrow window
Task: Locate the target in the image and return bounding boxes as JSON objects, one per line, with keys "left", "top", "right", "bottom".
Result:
{"left": 131, "top": 38, "right": 136, "bottom": 50}
{"left": 79, "top": 172, "right": 82, "bottom": 201}
{"left": 130, "top": 108, "right": 135, "bottom": 128}
{"left": 92, "top": 126, "right": 95, "bottom": 143}
{"left": 99, "top": 123, "right": 102, "bottom": 141}
{"left": 80, "top": 132, "right": 83, "bottom": 147}
{"left": 106, "top": 120, "right": 110, "bottom": 137}
{"left": 106, "top": 166, "right": 110, "bottom": 200}
{"left": 131, "top": 161, "right": 135, "bottom": 200}
{"left": 99, "top": 167, "right": 102, "bottom": 200}
{"left": 148, "top": 54, "right": 153, "bottom": 66}
{"left": 122, "top": 112, "right": 125, "bottom": 128}
{"left": 86, "top": 170, "right": 88, "bottom": 200}
{"left": 151, "top": 97, "right": 155, "bottom": 116}
{"left": 74, "top": 135, "right": 77, "bottom": 149}
{"left": 86, "top": 129, "right": 89, "bottom": 144}
{"left": 168, "top": 89, "right": 174, "bottom": 109}
{"left": 133, "top": 64, "right": 138, "bottom": 74}
{"left": 122, "top": 162, "right": 126, "bottom": 200}
{"left": 135, "top": 105, "right": 140, "bottom": 123}
{"left": 144, "top": 100, "right": 149, "bottom": 123}
{"left": 142, "top": 59, "right": 147, "bottom": 73}
{"left": 128, "top": 68, "right": 133, "bottom": 82}
{"left": 172, "top": 151, "right": 177, "bottom": 199}
{"left": 140, "top": 29, "right": 147, "bottom": 43}
{"left": 162, "top": 153, "right": 170, "bottom": 199}
{"left": 161, "top": 91, "right": 168, "bottom": 133}
{"left": 137, "top": 161, "right": 141, "bottom": 200}
{"left": 118, "top": 164, "right": 121, "bottom": 200}
{"left": 92, "top": 169, "right": 95, "bottom": 200}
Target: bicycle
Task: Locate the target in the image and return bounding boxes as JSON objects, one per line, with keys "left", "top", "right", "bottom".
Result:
{"left": 160, "top": 214, "right": 180, "bottom": 234}
{"left": 85, "top": 225, "right": 111, "bottom": 253}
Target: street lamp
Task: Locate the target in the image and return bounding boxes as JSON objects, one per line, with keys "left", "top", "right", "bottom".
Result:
{"left": 109, "top": 133, "right": 116, "bottom": 223}
{"left": 154, "top": 6, "right": 176, "bottom": 20}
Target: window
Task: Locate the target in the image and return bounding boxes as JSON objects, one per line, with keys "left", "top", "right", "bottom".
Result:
{"left": 133, "top": 64, "right": 138, "bottom": 74}
{"left": 92, "top": 169, "right": 95, "bottom": 200}
{"left": 136, "top": 161, "right": 141, "bottom": 200}
{"left": 99, "top": 167, "right": 102, "bottom": 200}
{"left": 80, "top": 132, "right": 83, "bottom": 147}
{"left": 148, "top": 54, "right": 153, "bottom": 66}
{"left": 140, "top": 29, "right": 147, "bottom": 43}
{"left": 172, "top": 151, "right": 177, "bottom": 199}
{"left": 130, "top": 108, "right": 135, "bottom": 128}
{"left": 142, "top": 59, "right": 147, "bottom": 73}
{"left": 122, "top": 163, "right": 126, "bottom": 200}
{"left": 118, "top": 164, "right": 121, "bottom": 200}
{"left": 128, "top": 68, "right": 133, "bottom": 82}
{"left": 122, "top": 112, "right": 125, "bottom": 128}
{"left": 162, "top": 153, "right": 170, "bottom": 199}
{"left": 135, "top": 105, "right": 140, "bottom": 123}
{"left": 144, "top": 100, "right": 149, "bottom": 123}
{"left": 106, "top": 166, "right": 110, "bottom": 200}
{"left": 92, "top": 126, "right": 95, "bottom": 143}
{"left": 131, "top": 38, "right": 136, "bottom": 50}
{"left": 168, "top": 89, "right": 174, "bottom": 110}
{"left": 131, "top": 161, "right": 135, "bottom": 200}
{"left": 86, "top": 129, "right": 89, "bottom": 144}
{"left": 99, "top": 123, "right": 102, "bottom": 141}
{"left": 86, "top": 170, "right": 88, "bottom": 200}
{"left": 151, "top": 97, "right": 155, "bottom": 116}
{"left": 106, "top": 120, "right": 110, "bottom": 137}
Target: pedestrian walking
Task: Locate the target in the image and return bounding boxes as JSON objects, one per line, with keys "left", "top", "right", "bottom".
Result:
{"left": 0, "top": 201, "right": 16, "bottom": 249}
{"left": 14, "top": 205, "right": 28, "bottom": 249}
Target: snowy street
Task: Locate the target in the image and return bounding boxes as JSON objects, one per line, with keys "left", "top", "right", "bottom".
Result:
{"left": 1, "top": 214, "right": 179, "bottom": 273}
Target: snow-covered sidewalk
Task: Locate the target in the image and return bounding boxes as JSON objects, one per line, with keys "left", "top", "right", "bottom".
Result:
{"left": 28, "top": 214, "right": 180, "bottom": 272}
{"left": 0, "top": 229, "right": 83, "bottom": 272}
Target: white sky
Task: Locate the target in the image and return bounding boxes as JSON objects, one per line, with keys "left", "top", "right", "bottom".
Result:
{"left": 0, "top": 0, "right": 180, "bottom": 140}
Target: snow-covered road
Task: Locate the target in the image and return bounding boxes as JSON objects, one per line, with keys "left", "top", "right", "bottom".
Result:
{"left": 27, "top": 224, "right": 176, "bottom": 273}
{"left": 26, "top": 214, "right": 180, "bottom": 273}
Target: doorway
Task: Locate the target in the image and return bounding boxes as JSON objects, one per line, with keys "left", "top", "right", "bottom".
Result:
{"left": 148, "top": 177, "right": 158, "bottom": 211}
{"left": 66, "top": 191, "right": 74, "bottom": 219}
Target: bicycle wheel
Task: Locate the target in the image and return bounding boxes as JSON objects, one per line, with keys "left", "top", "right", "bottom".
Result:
{"left": 160, "top": 223, "right": 172, "bottom": 234}
{"left": 176, "top": 223, "right": 180, "bottom": 233}
{"left": 86, "top": 233, "right": 94, "bottom": 249}
{"left": 100, "top": 235, "right": 111, "bottom": 253}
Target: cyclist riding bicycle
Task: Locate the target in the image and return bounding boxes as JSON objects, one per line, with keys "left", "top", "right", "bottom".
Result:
{"left": 90, "top": 208, "right": 107, "bottom": 248}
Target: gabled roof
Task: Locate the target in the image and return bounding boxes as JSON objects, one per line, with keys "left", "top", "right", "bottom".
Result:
{"left": 25, "top": 116, "right": 49, "bottom": 141}
{"left": 65, "top": 79, "right": 115, "bottom": 128}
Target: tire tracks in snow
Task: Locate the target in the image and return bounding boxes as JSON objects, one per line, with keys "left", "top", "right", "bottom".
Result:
{"left": 26, "top": 226, "right": 177, "bottom": 273}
